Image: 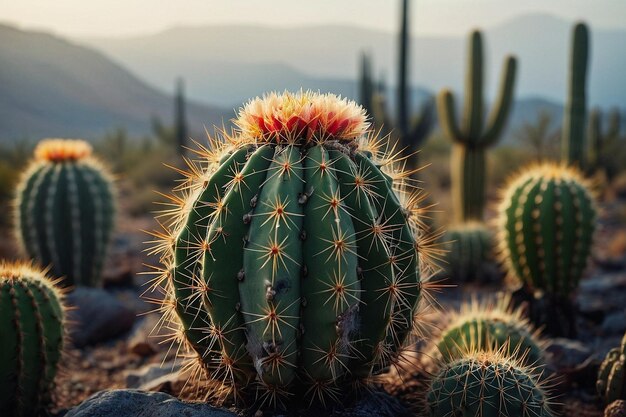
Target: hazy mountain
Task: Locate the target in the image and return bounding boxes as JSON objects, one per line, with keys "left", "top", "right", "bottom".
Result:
{"left": 81, "top": 14, "right": 626, "bottom": 109}
{"left": 0, "top": 24, "right": 227, "bottom": 142}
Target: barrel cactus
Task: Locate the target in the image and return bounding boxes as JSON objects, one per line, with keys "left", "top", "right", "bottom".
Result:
{"left": 442, "top": 222, "right": 492, "bottom": 282}
{"left": 436, "top": 294, "right": 544, "bottom": 366}
{"left": 150, "top": 91, "right": 436, "bottom": 405}
{"left": 0, "top": 261, "right": 66, "bottom": 416}
{"left": 598, "top": 333, "right": 626, "bottom": 404}
{"left": 426, "top": 349, "right": 554, "bottom": 417}
{"left": 497, "top": 163, "right": 596, "bottom": 298}
{"left": 15, "top": 139, "right": 116, "bottom": 287}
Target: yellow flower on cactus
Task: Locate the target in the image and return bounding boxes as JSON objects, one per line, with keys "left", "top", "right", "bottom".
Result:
{"left": 235, "top": 90, "right": 369, "bottom": 143}
{"left": 34, "top": 138, "right": 93, "bottom": 162}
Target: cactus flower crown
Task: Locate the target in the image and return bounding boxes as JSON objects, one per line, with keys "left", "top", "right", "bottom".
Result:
{"left": 34, "top": 138, "right": 93, "bottom": 162}
{"left": 235, "top": 91, "right": 369, "bottom": 144}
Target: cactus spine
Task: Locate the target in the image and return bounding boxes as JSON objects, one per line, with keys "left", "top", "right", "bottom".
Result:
{"left": 498, "top": 163, "right": 596, "bottom": 299}
{"left": 15, "top": 139, "right": 116, "bottom": 287}
{"left": 151, "top": 91, "right": 435, "bottom": 405}
{"left": 598, "top": 333, "right": 626, "bottom": 404}
{"left": 436, "top": 295, "right": 544, "bottom": 366}
{"left": 442, "top": 222, "right": 492, "bottom": 282}
{"left": 562, "top": 22, "right": 590, "bottom": 168}
{"left": 438, "top": 30, "right": 517, "bottom": 223}
{"left": 426, "top": 349, "right": 554, "bottom": 417}
{"left": 0, "top": 261, "right": 65, "bottom": 417}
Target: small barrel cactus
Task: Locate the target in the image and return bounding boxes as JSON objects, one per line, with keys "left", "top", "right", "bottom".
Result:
{"left": 442, "top": 222, "right": 492, "bottom": 282}
{"left": 436, "top": 294, "right": 544, "bottom": 366}
{"left": 15, "top": 139, "right": 116, "bottom": 287}
{"left": 605, "top": 400, "right": 626, "bottom": 417}
{"left": 598, "top": 333, "right": 626, "bottom": 403}
{"left": 151, "top": 91, "right": 436, "bottom": 405}
{"left": 497, "top": 163, "right": 596, "bottom": 298}
{"left": 0, "top": 261, "right": 66, "bottom": 416}
{"left": 426, "top": 349, "right": 554, "bottom": 417}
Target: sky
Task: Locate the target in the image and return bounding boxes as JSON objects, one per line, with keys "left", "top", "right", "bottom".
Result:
{"left": 3, "top": 0, "right": 626, "bottom": 38}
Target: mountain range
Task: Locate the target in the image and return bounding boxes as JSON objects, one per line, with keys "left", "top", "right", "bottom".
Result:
{"left": 0, "top": 13, "right": 624, "bottom": 142}
{"left": 0, "top": 24, "right": 226, "bottom": 141}
{"left": 82, "top": 13, "right": 626, "bottom": 109}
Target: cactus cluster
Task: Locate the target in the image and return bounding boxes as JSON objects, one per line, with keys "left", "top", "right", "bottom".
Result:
{"left": 426, "top": 349, "right": 554, "bottom": 417}
{"left": 588, "top": 108, "right": 622, "bottom": 181}
{"left": 436, "top": 295, "right": 544, "bottom": 366}
{"left": 438, "top": 30, "right": 517, "bottom": 223}
{"left": 598, "top": 333, "right": 626, "bottom": 404}
{"left": 498, "top": 163, "right": 596, "bottom": 298}
{"left": 442, "top": 222, "right": 492, "bottom": 282}
{"left": 148, "top": 91, "right": 437, "bottom": 405}
{"left": 0, "top": 261, "right": 66, "bottom": 417}
{"left": 15, "top": 139, "right": 116, "bottom": 287}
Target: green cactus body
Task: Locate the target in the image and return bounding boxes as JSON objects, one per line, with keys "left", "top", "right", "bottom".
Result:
{"left": 0, "top": 262, "right": 65, "bottom": 417}
{"left": 15, "top": 139, "right": 115, "bottom": 287}
{"left": 498, "top": 163, "right": 596, "bottom": 298}
{"left": 443, "top": 222, "right": 492, "bottom": 282}
{"left": 438, "top": 30, "right": 517, "bottom": 223}
{"left": 156, "top": 91, "right": 432, "bottom": 404}
{"left": 598, "top": 333, "right": 626, "bottom": 403}
{"left": 436, "top": 295, "right": 544, "bottom": 366}
{"left": 562, "top": 22, "right": 589, "bottom": 167}
{"left": 427, "top": 351, "right": 554, "bottom": 417}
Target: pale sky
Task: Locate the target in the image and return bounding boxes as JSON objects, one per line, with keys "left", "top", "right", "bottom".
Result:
{"left": 3, "top": 0, "right": 626, "bottom": 38}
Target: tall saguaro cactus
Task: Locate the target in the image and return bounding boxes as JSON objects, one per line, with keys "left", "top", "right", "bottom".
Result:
{"left": 438, "top": 30, "right": 517, "bottom": 223}
{"left": 360, "top": 0, "right": 434, "bottom": 165}
{"left": 561, "top": 22, "right": 589, "bottom": 168}
{"left": 175, "top": 78, "right": 188, "bottom": 155}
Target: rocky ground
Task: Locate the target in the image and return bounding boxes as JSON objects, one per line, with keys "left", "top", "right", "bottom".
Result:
{"left": 2, "top": 193, "right": 626, "bottom": 417}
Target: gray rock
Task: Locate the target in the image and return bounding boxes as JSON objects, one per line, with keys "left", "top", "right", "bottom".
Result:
{"left": 125, "top": 362, "right": 181, "bottom": 389}
{"left": 546, "top": 338, "right": 593, "bottom": 369}
{"left": 602, "top": 310, "right": 626, "bottom": 335}
{"left": 65, "top": 389, "right": 238, "bottom": 417}
{"left": 66, "top": 287, "right": 136, "bottom": 347}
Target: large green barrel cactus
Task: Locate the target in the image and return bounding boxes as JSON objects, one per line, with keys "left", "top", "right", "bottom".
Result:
{"left": 598, "top": 333, "right": 626, "bottom": 404}
{"left": 0, "top": 261, "right": 65, "bottom": 417}
{"left": 438, "top": 30, "right": 517, "bottom": 223}
{"left": 562, "top": 22, "right": 589, "bottom": 167}
{"left": 497, "top": 163, "right": 596, "bottom": 298}
{"left": 15, "top": 139, "right": 116, "bottom": 287}
{"left": 152, "top": 91, "right": 435, "bottom": 405}
{"left": 426, "top": 350, "right": 554, "bottom": 417}
{"left": 436, "top": 295, "right": 544, "bottom": 366}
{"left": 442, "top": 222, "right": 492, "bottom": 282}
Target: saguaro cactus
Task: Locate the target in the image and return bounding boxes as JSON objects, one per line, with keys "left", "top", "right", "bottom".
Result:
{"left": 436, "top": 295, "right": 544, "bottom": 366}
{"left": 498, "top": 163, "right": 596, "bottom": 298}
{"left": 0, "top": 261, "right": 65, "bottom": 417}
{"left": 15, "top": 139, "right": 116, "bottom": 287}
{"left": 438, "top": 30, "right": 517, "bottom": 223}
{"left": 598, "top": 332, "right": 626, "bottom": 404}
{"left": 360, "top": 0, "right": 434, "bottom": 165}
{"left": 150, "top": 91, "right": 436, "bottom": 405}
{"left": 426, "top": 349, "right": 554, "bottom": 417}
{"left": 588, "top": 108, "right": 622, "bottom": 180}
{"left": 175, "top": 78, "right": 188, "bottom": 154}
{"left": 562, "top": 22, "right": 590, "bottom": 167}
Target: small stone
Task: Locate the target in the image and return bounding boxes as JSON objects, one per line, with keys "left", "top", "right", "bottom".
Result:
{"left": 65, "top": 390, "right": 237, "bottom": 417}
{"left": 66, "top": 287, "right": 136, "bottom": 347}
